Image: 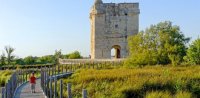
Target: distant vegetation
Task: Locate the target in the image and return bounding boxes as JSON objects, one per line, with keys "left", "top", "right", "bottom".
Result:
{"left": 126, "top": 21, "right": 199, "bottom": 66}
{"left": 0, "top": 48, "right": 82, "bottom": 66}
{"left": 62, "top": 66, "right": 200, "bottom": 98}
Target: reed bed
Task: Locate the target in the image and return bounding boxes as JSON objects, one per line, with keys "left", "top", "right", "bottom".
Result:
{"left": 61, "top": 66, "right": 200, "bottom": 98}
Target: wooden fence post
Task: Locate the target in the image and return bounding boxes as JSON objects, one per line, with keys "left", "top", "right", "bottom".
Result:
{"left": 53, "top": 66, "right": 55, "bottom": 75}
{"left": 84, "top": 63, "right": 86, "bottom": 69}
{"left": 19, "top": 70, "right": 22, "bottom": 85}
{"left": 50, "top": 78, "right": 53, "bottom": 98}
{"left": 60, "top": 80, "right": 63, "bottom": 98}
{"left": 40, "top": 69, "right": 42, "bottom": 88}
{"left": 67, "top": 83, "right": 72, "bottom": 98}
{"left": 88, "top": 63, "right": 90, "bottom": 69}
{"left": 82, "top": 89, "right": 87, "bottom": 98}
{"left": 79, "top": 63, "right": 81, "bottom": 69}
{"left": 5, "top": 84, "right": 7, "bottom": 98}
{"left": 52, "top": 67, "right": 54, "bottom": 76}
{"left": 26, "top": 72, "right": 27, "bottom": 82}
{"left": 70, "top": 64, "right": 72, "bottom": 72}
{"left": 54, "top": 77, "right": 57, "bottom": 98}
{"left": 48, "top": 66, "right": 50, "bottom": 76}
{"left": 62, "top": 65, "right": 64, "bottom": 74}
{"left": 92, "top": 62, "right": 94, "bottom": 69}
{"left": 47, "top": 69, "right": 50, "bottom": 97}
{"left": 55, "top": 65, "right": 57, "bottom": 75}
{"left": 6, "top": 82, "right": 9, "bottom": 98}
{"left": 58, "top": 64, "right": 60, "bottom": 74}
{"left": 17, "top": 71, "right": 19, "bottom": 86}
{"left": 2, "top": 87, "right": 5, "bottom": 98}
{"left": 44, "top": 71, "right": 47, "bottom": 96}
{"left": 22, "top": 69, "right": 24, "bottom": 83}
{"left": 97, "top": 63, "right": 99, "bottom": 69}
{"left": 66, "top": 64, "right": 68, "bottom": 72}
{"left": 11, "top": 75, "right": 14, "bottom": 96}
{"left": 52, "top": 66, "right": 54, "bottom": 76}
{"left": 9, "top": 80, "right": 12, "bottom": 98}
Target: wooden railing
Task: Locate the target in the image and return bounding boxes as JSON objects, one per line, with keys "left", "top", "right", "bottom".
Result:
{"left": 0, "top": 64, "right": 53, "bottom": 70}
{"left": 1, "top": 72, "right": 17, "bottom": 98}
{"left": 1, "top": 60, "right": 123, "bottom": 98}
{"left": 1, "top": 69, "right": 40, "bottom": 98}
{"left": 41, "top": 61, "right": 123, "bottom": 98}
{"left": 59, "top": 58, "right": 125, "bottom": 64}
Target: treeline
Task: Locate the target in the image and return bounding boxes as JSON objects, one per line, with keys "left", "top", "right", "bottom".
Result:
{"left": 0, "top": 48, "right": 82, "bottom": 66}
{"left": 126, "top": 21, "right": 200, "bottom": 66}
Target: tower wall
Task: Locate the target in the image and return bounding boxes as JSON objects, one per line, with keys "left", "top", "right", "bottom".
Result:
{"left": 90, "top": 1, "right": 140, "bottom": 59}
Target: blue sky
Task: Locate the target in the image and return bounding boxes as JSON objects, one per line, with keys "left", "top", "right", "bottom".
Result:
{"left": 0, "top": 0, "right": 199, "bottom": 58}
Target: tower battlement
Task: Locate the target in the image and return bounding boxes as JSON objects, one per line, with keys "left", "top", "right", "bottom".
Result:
{"left": 91, "top": 2, "right": 139, "bottom": 15}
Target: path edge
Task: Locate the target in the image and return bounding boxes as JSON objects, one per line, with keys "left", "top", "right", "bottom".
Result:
{"left": 13, "top": 81, "right": 29, "bottom": 98}
{"left": 13, "top": 78, "right": 47, "bottom": 98}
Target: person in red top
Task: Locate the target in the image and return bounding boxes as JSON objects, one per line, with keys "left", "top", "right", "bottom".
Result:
{"left": 29, "top": 72, "right": 36, "bottom": 93}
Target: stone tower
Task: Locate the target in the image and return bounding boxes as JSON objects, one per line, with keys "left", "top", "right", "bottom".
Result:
{"left": 90, "top": 0, "right": 140, "bottom": 59}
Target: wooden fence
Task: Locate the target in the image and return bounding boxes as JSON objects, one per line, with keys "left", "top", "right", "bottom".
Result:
{"left": 59, "top": 58, "right": 125, "bottom": 65}
{"left": 1, "top": 69, "right": 40, "bottom": 98}
{"left": 1, "top": 59, "right": 123, "bottom": 98}
{"left": 40, "top": 61, "right": 123, "bottom": 98}
{"left": 40, "top": 65, "right": 79, "bottom": 98}
{"left": 0, "top": 64, "right": 53, "bottom": 70}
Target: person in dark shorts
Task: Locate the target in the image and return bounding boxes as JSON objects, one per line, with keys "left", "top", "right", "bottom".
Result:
{"left": 29, "top": 72, "right": 36, "bottom": 93}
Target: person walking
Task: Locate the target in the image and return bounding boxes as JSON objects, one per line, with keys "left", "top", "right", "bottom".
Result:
{"left": 29, "top": 72, "right": 36, "bottom": 93}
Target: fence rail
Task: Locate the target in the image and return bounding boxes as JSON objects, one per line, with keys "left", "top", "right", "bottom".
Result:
{"left": 40, "top": 64, "right": 76, "bottom": 98}
{"left": 59, "top": 58, "right": 125, "bottom": 64}
{"left": 1, "top": 69, "right": 40, "bottom": 98}
{"left": 41, "top": 68, "right": 87, "bottom": 98}
{"left": 1, "top": 60, "right": 123, "bottom": 98}
{"left": 0, "top": 64, "right": 54, "bottom": 70}
{"left": 41, "top": 61, "right": 123, "bottom": 98}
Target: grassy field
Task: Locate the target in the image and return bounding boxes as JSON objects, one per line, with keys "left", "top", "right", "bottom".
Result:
{"left": 59, "top": 66, "right": 200, "bottom": 98}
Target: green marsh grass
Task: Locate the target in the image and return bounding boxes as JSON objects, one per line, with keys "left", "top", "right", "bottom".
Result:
{"left": 59, "top": 66, "right": 200, "bottom": 98}
{"left": 0, "top": 70, "right": 13, "bottom": 87}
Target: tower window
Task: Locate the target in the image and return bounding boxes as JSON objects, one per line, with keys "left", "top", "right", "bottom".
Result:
{"left": 125, "top": 13, "right": 128, "bottom": 16}
{"left": 115, "top": 24, "right": 118, "bottom": 28}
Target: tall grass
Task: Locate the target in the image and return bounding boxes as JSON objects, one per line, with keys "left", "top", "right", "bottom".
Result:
{"left": 0, "top": 70, "right": 13, "bottom": 87}
{"left": 60, "top": 66, "right": 200, "bottom": 98}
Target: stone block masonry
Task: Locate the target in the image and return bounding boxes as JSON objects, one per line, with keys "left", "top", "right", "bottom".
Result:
{"left": 90, "top": 0, "right": 140, "bottom": 59}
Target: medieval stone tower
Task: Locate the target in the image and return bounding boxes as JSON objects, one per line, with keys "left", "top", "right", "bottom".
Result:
{"left": 90, "top": 0, "right": 140, "bottom": 59}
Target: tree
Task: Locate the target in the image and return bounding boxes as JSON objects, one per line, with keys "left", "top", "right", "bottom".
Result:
{"left": 54, "top": 49, "right": 62, "bottom": 64}
{"left": 37, "top": 55, "right": 54, "bottom": 64}
{"left": 24, "top": 56, "right": 37, "bottom": 65}
{"left": 68, "top": 51, "right": 82, "bottom": 59}
{"left": 184, "top": 38, "right": 200, "bottom": 65}
{"left": 126, "top": 21, "right": 190, "bottom": 66}
{"left": 0, "top": 52, "right": 6, "bottom": 66}
{"left": 5, "top": 46, "right": 15, "bottom": 65}
{"left": 15, "top": 58, "right": 25, "bottom": 65}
